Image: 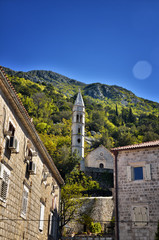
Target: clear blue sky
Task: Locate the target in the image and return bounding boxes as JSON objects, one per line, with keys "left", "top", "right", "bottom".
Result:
{"left": 1, "top": 0, "right": 159, "bottom": 103}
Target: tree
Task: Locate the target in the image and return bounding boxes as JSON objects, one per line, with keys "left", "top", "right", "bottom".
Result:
{"left": 128, "top": 107, "right": 136, "bottom": 123}
{"left": 116, "top": 104, "right": 118, "bottom": 116}
{"left": 60, "top": 183, "right": 85, "bottom": 230}
{"left": 54, "top": 148, "right": 81, "bottom": 180}
{"left": 60, "top": 170, "right": 100, "bottom": 230}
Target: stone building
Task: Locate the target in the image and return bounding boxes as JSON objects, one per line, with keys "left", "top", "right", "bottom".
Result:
{"left": 84, "top": 145, "right": 114, "bottom": 189}
{"left": 0, "top": 67, "right": 64, "bottom": 240}
{"left": 111, "top": 141, "right": 159, "bottom": 240}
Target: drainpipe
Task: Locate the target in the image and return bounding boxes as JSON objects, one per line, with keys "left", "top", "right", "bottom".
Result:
{"left": 114, "top": 150, "right": 119, "bottom": 240}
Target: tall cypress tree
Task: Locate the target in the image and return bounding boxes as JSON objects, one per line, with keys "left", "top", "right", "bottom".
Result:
{"left": 116, "top": 104, "right": 118, "bottom": 116}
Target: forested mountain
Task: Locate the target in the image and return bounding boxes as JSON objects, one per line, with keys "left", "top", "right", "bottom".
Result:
{"left": 2, "top": 66, "right": 159, "bottom": 179}
{"left": 3, "top": 66, "right": 159, "bottom": 114}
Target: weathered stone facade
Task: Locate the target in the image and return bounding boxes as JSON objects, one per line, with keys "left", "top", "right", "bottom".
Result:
{"left": 0, "top": 68, "right": 64, "bottom": 240}
{"left": 112, "top": 142, "right": 159, "bottom": 240}
{"left": 85, "top": 146, "right": 114, "bottom": 170}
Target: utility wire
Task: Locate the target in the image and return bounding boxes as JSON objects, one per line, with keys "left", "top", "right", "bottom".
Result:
{"left": 0, "top": 218, "right": 158, "bottom": 223}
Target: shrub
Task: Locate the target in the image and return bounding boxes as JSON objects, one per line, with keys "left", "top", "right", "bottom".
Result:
{"left": 90, "top": 222, "right": 102, "bottom": 234}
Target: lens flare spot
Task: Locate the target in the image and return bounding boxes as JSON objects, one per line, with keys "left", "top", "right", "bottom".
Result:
{"left": 132, "top": 61, "right": 152, "bottom": 80}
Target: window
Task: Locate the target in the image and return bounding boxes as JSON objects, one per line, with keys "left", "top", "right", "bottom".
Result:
{"left": 9, "top": 122, "right": 15, "bottom": 137}
{"left": 0, "top": 163, "right": 10, "bottom": 202}
{"left": 21, "top": 185, "right": 29, "bottom": 218}
{"left": 49, "top": 209, "right": 58, "bottom": 239}
{"left": 39, "top": 202, "right": 45, "bottom": 232}
{"left": 80, "top": 115, "right": 82, "bottom": 123}
{"left": 99, "top": 163, "right": 104, "bottom": 169}
{"left": 134, "top": 167, "right": 143, "bottom": 180}
{"left": 77, "top": 138, "right": 81, "bottom": 143}
{"left": 76, "top": 114, "right": 79, "bottom": 122}
{"left": 132, "top": 206, "right": 148, "bottom": 227}
{"left": 78, "top": 127, "right": 81, "bottom": 134}
{"left": 127, "top": 164, "right": 151, "bottom": 181}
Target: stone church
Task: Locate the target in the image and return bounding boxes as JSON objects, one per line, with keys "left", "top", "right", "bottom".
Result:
{"left": 71, "top": 90, "right": 114, "bottom": 190}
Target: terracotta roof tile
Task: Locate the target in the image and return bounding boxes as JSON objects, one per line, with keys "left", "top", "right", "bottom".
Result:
{"left": 111, "top": 140, "right": 159, "bottom": 152}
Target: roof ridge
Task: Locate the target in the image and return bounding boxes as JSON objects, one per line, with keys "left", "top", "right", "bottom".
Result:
{"left": 111, "top": 139, "right": 159, "bottom": 151}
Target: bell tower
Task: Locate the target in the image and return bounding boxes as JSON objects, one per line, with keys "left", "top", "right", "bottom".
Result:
{"left": 72, "top": 90, "right": 85, "bottom": 158}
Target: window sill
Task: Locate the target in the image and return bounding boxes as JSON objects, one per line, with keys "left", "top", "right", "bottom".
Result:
{"left": 20, "top": 213, "right": 27, "bottom": 219}
{"left": 0, "top": 199, "right": 6, "bottom": 208}
{"left": 39, "top": 229, "right": 44, "bottom": 233}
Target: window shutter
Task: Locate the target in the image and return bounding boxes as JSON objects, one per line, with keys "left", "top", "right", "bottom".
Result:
{"left": 0, "top": 165, "right": 10, "bottom": 202}
{"left": 21, "top": 185, "right": 29, "bottom": 216}
{"left": 145, "top": 164, "right": 151, "bottom": 180}
{"left": 16, "top": 140, "right": 19, "bottom": 153}
{"left": 39, "top": 203, "right": 45, "bottom": 231}
{"left": 127, "top": 166, "right": 132, "bottom": 181}
{"left": 49, "top": 212, "right": 53, "bottom": 236}
{"left": 133, "top": 206, "right": 148, "bottom": 227}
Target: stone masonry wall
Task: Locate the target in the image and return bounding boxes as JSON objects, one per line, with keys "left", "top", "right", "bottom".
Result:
{"left": 0, "top": 88, "right": 60, "bottom": 239}
{"left": 68, "top": 197, "right": 114, "bottom": 234}
{"left": 116, "top": 147, "right": 159, "bottom": 240}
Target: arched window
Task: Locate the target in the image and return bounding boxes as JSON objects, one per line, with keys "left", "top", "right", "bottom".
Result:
{"left": 80, "top": 115, "right": 82, "bottom": 123}
{"left": 99, "top": 163, "right": 104, "bottom": 169}
{"left": 76, "top": 114, "right": 79, "bottom": 122}
{"left": 78, "top": 128, "right": 81, "bottom": 134}
{"left": 77, "top": 138, "right": 81, "bottom": 143}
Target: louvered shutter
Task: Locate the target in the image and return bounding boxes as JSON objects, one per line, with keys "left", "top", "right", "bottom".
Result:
{"left": 21, "top": 185, "right": 29, "bottom": 216}
{"left": 127, "top": 166, "right": 132, "bottom": 181}
{"left": 145, "top": 164, "right": 151, "bottom": 180}
{"left": 39, "top": 203, "right": 45, "bottom": 231}
{"left": 0, "top": 165, "right": 10, "bottom": 202}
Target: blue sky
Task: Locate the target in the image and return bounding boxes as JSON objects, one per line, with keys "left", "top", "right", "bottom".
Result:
{"left": 1, "top": 0, "right": 159, "bottom": 103}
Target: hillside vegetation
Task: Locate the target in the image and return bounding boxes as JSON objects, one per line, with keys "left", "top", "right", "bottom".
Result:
{"left": 3, "top": 67, "right": 159, "bottom": 179}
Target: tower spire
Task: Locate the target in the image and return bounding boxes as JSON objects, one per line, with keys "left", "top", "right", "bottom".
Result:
{"left": 74, "top": 89, "right": 84, "bottom": 107}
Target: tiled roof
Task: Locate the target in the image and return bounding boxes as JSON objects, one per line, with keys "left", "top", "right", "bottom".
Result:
{"left": 111, "top": 140, "right": 159, "bottom": 152}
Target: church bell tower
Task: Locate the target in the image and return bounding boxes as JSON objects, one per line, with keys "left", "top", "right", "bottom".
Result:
{"left": 72, "top": 90, "right": 85, "bottom": 158}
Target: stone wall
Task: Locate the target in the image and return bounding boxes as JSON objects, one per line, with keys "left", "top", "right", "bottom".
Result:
{"left": 85, "top": 168, "right": 113, "bottom": 189}
{"left": 116, "top": 147, "right": 159, "bottom": 240}
{"left": 0, "top": 83, "right": 61, "bottom": 239}
{"left": 68, "top": 197, "right": 114, "bottom": 234}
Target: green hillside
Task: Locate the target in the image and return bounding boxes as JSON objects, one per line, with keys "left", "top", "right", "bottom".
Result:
{"left": 3, "top": 66, "right": 159, "bottom": 179}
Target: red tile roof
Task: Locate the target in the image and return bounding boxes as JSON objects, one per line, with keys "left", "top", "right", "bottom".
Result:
{"left": 111, "top": 140, "right": 159, "bottom": 152}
